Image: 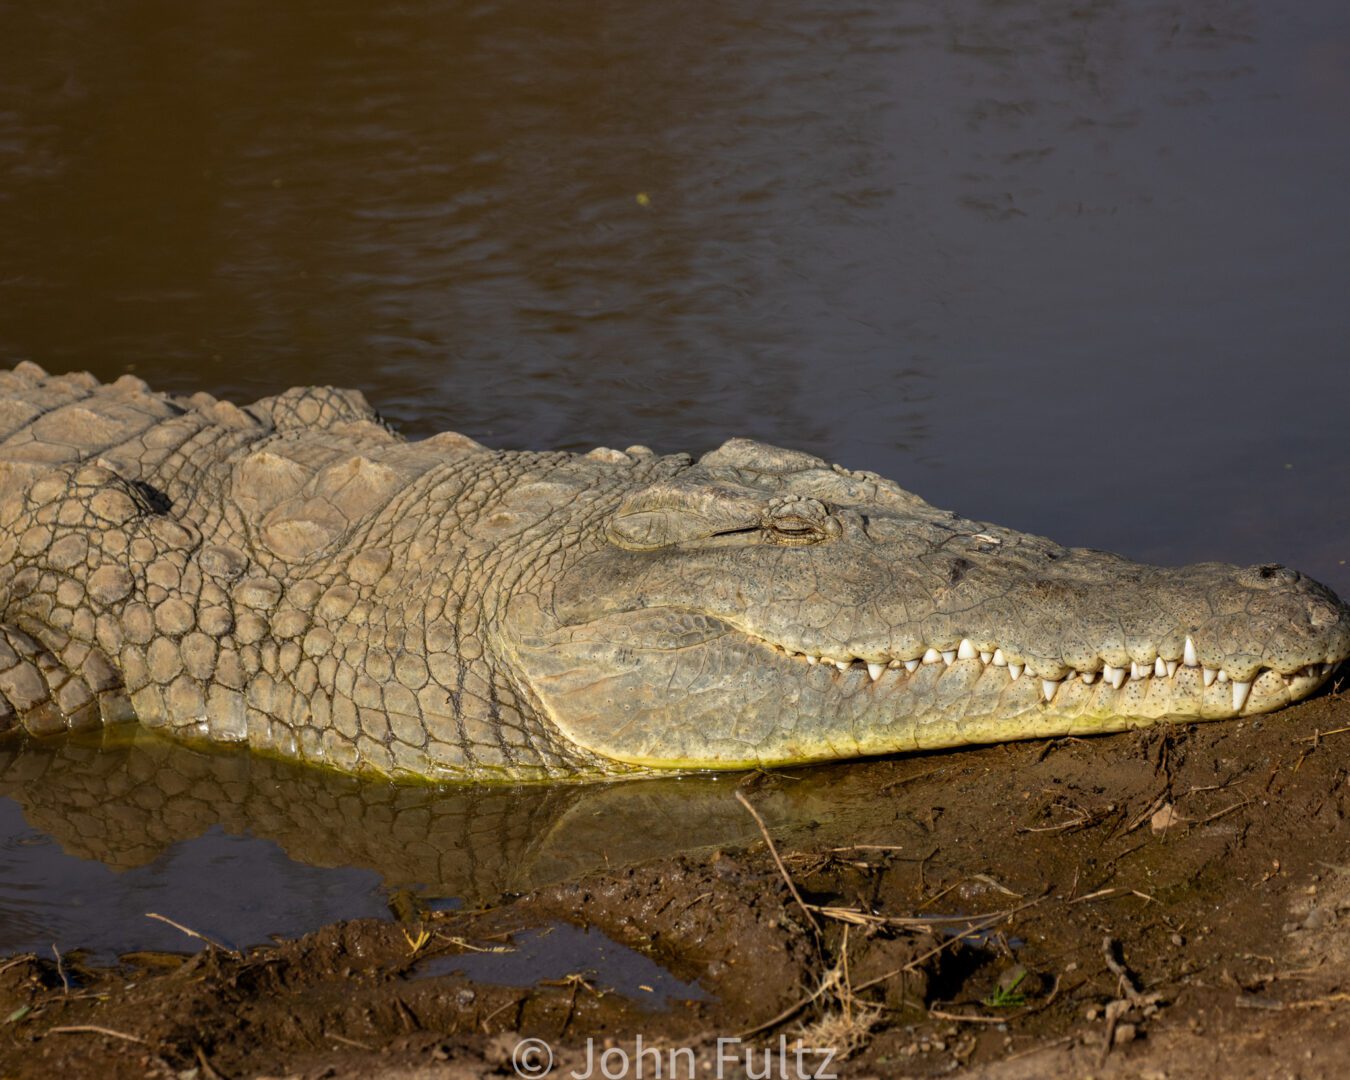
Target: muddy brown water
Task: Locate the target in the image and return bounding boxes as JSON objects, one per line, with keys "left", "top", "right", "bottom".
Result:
{"left": 1, "top": 0, "right": 1348, "bottom": 1017}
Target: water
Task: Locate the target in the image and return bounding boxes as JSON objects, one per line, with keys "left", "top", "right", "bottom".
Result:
{"left": 416, "top": 922, "right": 708, "bottom": 1004}
{"left": 0, "top": 0, "right": 1347, "bottom": 957}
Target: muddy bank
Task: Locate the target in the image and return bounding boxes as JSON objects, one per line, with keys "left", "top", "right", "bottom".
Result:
{"left": 3, "top": 683, "right": 1349, "bottom": 1078}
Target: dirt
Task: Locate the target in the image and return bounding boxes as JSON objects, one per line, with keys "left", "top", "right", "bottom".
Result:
{"left": 3, "top": 683, "right": 1350, "bottom": 1080}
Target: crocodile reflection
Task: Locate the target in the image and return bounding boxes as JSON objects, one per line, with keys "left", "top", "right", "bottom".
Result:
{"left": 0, "top": 730, "right": 880, "bottom": 901}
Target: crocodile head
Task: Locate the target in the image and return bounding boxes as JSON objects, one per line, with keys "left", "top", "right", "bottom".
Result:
{"left": 503, "top": 439, "right": 1350, "bottom": 771}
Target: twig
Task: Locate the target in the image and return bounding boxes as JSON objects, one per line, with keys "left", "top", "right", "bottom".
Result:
{"left": 480, "top": 997, "right": 519, "bottom": 1034}
{"left": 1288, "top": 993, "right": 1350, "bottom": 1010}
{"left": 1102, "top": 937, "right": 1144, "bottom": 1004}
{"left": 47, "top": 1025, "right": 145, "bottom": 1044}
{"left": 927, "top": 1008, "right": 1009, "bottom": 1024}
{"left": 50, "top": 945, "right": 69, "bottom": 995}
{"left": 327, "top": 1032, "right": 374, "bottom": 1050}
{"left": 808, "top": 905, "right": 1015, "bottom": 928}
{"left": 1194, "top": 798, "right": 1252, "bottom": 827}
{"left": 735, "top": 967, "right": 841, "bottom": 1039}
{"left": 145, "top": 913, "right": 238, "bottom": 957}
{"left": 735, "top": 790, "right": 820, "bottom": 937}
{"left": 852, "top": 896, "right": 1045, "bottom": 994}
{"left": 1067, "top": 887, "right": 1119, "bottom": 906}
{"left": 1296, "top": 726, "right": 1350, "bottom": 743}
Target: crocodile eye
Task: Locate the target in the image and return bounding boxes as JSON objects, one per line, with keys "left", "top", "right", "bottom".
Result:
{"left": 766, "top": 516, "right": 826, "bottom": 545}
{"left": 762, "top": 495, "right": 838, "bottom": 546}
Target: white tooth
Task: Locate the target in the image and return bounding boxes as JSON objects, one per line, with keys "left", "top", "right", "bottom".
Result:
{"left": 1041, "top": 679, "right": 1058, "bottom": 701}
{"left": 992, "top": 648, "right": 1007, "bottom": 666}
{"left": 806, "top": 655, "right": 818, "bottom": 665}
{"left": 1232, "top": 680, "right": 1252, "bottom": 711}
{"left": 1130, "top": 660, "right": 1150, "bottom": 680}
{"left": 1154, "top": 657, "right": 1167, "bottom": 678}
{"left": 1104, "top": 665, "right": 1125, "bottom": 689}
{"left": 1184, "top": 637, "right": 1198, "bottom": 667}
{"left": 834, "top": 659, "right": 851, "bottom": 672}
{"left": 1080, "top": 671, "right": 1097, "bottom": 684}
{"left": 1217, "top": 669, "right": 1229, "bottom": 683}
{"left": 888, "top": 659, "right": 901, "bottom": 669}
{"left": 1203, "top": 667, "right": 1217, "bottom": 687}
{"left": 941, "top": 650, "right": 956, "bottom": 666}
{"left": 867, "top": 662, "right": 885, "bottom": 682}
{"left": 1323, "top": 663, "right": 1334, "bottom": 676}
{"left": 1008, "top": 663, "right": 1024, "bottom": 681}
{"left": 904, "top": 658, "right": 920, "bottom": 673}
{"left": 980, "top": 651, "right": 993, "bottom": 664}
{"left": 957, "top": 640, "right": 978, "bottom": 660}
{"left": 922, "top": 648, "right": 942, "bottom": 665}
{"left": 1165, "top": 660, "right": 1178, "bottom": 678}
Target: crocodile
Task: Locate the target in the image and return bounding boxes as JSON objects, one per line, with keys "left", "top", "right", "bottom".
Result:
{"left": 0, "top": 360, "right": 1344, "bottom": 781}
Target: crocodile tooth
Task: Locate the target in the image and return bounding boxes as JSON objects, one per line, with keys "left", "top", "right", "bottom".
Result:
{"left": 904, "top": 658, "right": 920, "bottom": 673}
{"left": 1216, "top": 669, "right": 1229, "bottom": 684}
{"left": 888, "top": 659, "right": 901, "bottom": 669}
{"left": 941, "top": 650, "right": 956, "bottom": 666}
{"left": 979, "top": 651, "right": 993, "bottom": 664}
{"left": 867, "top": 662, "right": 885, "bottom": 682}
{"left": 1081, "top": 671, "right": 1097, "bottom": 684}
{"left": 833, "top": 658, "right": 851, "bottom": 672}
{"left": 1323, "top": 663, "right": 1335, "bottom": 676}
{"left": 1104, "top": 665, "right": 1126, "bottom": 689}
{"left": 1232, "top": 680, "right": 1252, "bottom": 711}
{"left": 1203, "top": 667, "right": 1217, "bottom": 687}
{"left": 1165, "top": 660, "right": 1178, "bottom": 678}
{"left": 922, "top": 648, "right": 942, "bottom": 665}
{"left": 1008, "top": 663, "right": 1024, "bottom": 681}
{"left": 957, "top": 639, "right": 978, "bottom": 660}
{"left": 991, "top": 649, "right": 1007, "bottom": 667}
{"left": 1154, "top": 657, "right": 1168, "bottom": 678}
{"left": 1041, "top": 679, "right": 1058, "bottom": 701}
{"left": 1130, "top": 661, "right": 1149, "bottom": 680}
{"left": 1184, "top": 637, "right": 1198, "bottom": 667}
{"left": 806, "top": 655, "right": 818, "bottom": 665}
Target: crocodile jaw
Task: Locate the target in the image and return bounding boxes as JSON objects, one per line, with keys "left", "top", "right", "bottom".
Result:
{"left": 506, "top": 596, "right": 1348, "bottom": 771}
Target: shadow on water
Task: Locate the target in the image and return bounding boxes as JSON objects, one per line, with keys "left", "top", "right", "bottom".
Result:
{"left": 0, "top": 729, "right": 905, "bottom": 961}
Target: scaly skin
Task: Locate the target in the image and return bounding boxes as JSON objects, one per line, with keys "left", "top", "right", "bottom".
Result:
{"left": 0, "top": 361, "right": 1345, "bottom": 780}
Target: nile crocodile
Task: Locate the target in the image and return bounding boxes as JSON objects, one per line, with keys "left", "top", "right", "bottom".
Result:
{"left": 0, "top": 361, "right": 1344, "bottom": 781}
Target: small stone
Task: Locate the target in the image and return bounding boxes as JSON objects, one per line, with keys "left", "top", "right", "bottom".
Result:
{"left": 1151, "top": 803, "right": 1188, "bottom": 833}
{"left": 1113, "top": 1023, "right": 1137, "bottom": 1046}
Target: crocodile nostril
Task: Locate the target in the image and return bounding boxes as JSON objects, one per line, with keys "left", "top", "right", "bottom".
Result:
{"left": 1239, "top": 564, "right": 1300, "bottom": 589}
